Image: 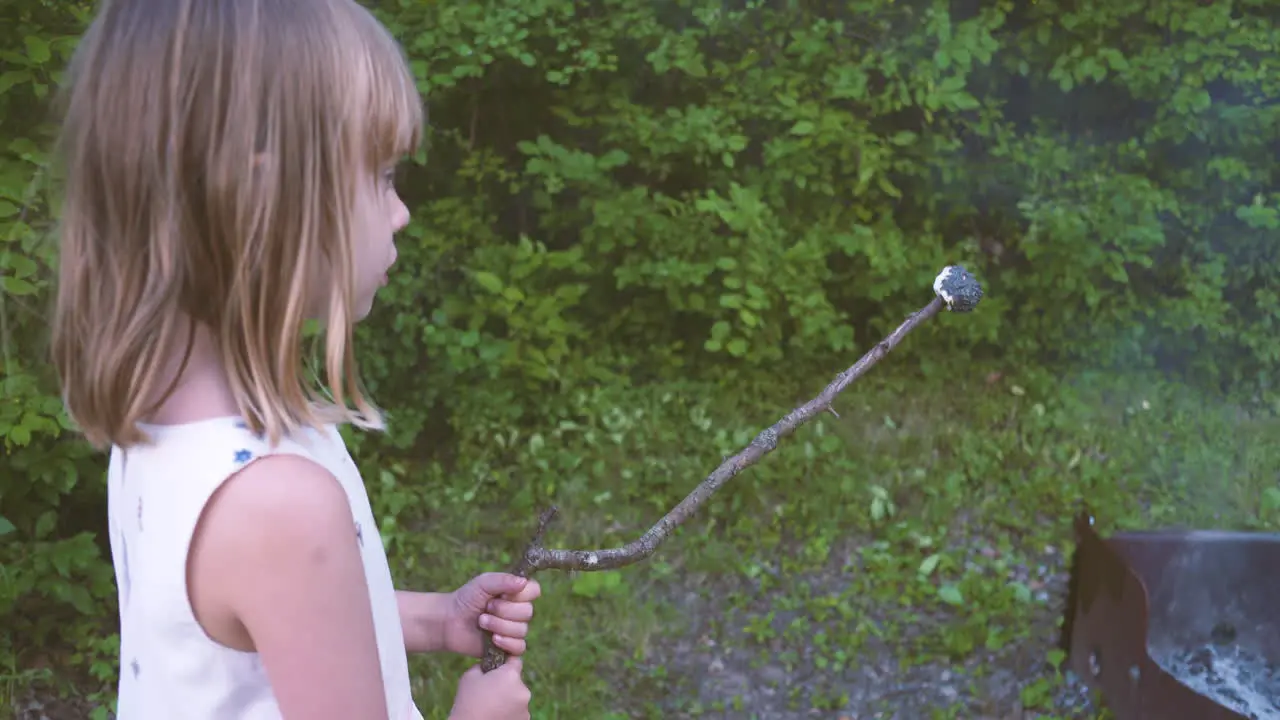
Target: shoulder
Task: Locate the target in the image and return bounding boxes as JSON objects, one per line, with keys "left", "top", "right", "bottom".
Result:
{"left": 189, "top": 456, "right": 389, "bottom": 716}
{"left": 187, "top": 453, "right": 367, "bottom": 646}
{"left": 199, "top": 453, "right": 356, "bottom": 559}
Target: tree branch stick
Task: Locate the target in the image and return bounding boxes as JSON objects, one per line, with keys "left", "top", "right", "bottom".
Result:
{"left": 480, "top": 507, "right": 558, "bottom": 671}
{"left": 480, "top": 266, "right": 983, "bottom": 671}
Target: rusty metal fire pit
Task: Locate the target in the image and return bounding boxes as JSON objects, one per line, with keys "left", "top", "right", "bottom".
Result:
{"left": 1061, "top": 508, "right": 1280, "bottom": 719}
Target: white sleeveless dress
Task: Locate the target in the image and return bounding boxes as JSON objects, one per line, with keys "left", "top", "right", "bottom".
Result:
{"left": 105, "top": 416, "right": 423, "bottom": 719}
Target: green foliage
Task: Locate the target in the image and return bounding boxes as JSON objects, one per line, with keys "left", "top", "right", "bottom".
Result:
{"left": 2, "top": 0, "right": 1279, "bottom": 715}
{"left": 1, "top": 1, "right": 116, "bottom": 708}
{"left": 384, "top": 368, "right": 1280, "bottom": 717}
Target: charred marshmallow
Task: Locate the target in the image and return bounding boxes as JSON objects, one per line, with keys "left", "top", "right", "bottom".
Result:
{"left": 932, "top": 265, "right": 983, "bottom": 313}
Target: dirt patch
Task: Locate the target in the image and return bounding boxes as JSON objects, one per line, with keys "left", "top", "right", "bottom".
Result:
{"left": 10, "top": 539, "right": 1099, "bottom": 720}
{"left": 10, "top": 690, "right": 101, "bottom": 720}
{"left": 615, "top": 538, "right": 1099, "bottom": 719}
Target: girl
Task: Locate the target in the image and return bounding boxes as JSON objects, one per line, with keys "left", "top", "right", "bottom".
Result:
{"left": 50, "top": 1, "right": 540, "bottom": 718}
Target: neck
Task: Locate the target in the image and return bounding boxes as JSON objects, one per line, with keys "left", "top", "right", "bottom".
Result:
{"left": 143, "top": 316, "right": 241, "bottom": 426}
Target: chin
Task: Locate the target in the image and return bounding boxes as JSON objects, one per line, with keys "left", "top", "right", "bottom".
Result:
{"left": 354, "top": 291, "right": 380, "bottom": 321}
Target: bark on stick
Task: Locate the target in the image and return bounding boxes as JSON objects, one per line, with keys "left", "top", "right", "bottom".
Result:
{"left": 480, "top": 265, "right": 983, "bottom": 671}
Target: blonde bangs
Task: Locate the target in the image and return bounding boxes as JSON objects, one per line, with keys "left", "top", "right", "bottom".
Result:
{"left": 348, "top": 6, "right": 424, "bottom": 171}
{"left": 308, "top": 3, "right": 424, "bottom": 438}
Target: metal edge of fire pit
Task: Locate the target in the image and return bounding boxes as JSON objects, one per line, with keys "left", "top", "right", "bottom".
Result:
{"left": 1061, "top": 507, "right": 1256, "bottom": 720}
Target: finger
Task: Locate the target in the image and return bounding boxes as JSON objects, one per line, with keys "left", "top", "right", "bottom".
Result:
{"left": 501, "top": 655, "right": 524, "bottom": 676}
{"left": 504, "top": 578, "right": 542, "bottom": 603}
{"left": 471, "top": 572, "right": 529, "bottom": 598}
{"left": 480, "top": 614, "right": 529, "bottom": 638}
{"left": 485, "top": 598, "right": 534, "bottom": 621}
{"left": 492, "top": 634, "right": 527, "bottom": 656}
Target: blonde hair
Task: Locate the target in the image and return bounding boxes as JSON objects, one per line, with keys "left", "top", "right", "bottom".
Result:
{"left": 50, "top": 0, "right": 423, "bottom": 450}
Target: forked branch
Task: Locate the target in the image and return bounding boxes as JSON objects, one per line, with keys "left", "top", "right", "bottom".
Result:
{"left": 481, "top": 265, "right": 984, "bottom": 672}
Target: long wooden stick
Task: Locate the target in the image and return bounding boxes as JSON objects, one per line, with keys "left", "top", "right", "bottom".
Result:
{"left": 480, "top": 265, "right": 984, "bottom": 671}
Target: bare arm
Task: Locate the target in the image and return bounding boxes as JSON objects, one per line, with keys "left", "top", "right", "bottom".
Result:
{"left": 396, "top": 591, "right": 450, "bottom": 653}
{"left": 188, "top": 454, "right": 389, "bottom": 720}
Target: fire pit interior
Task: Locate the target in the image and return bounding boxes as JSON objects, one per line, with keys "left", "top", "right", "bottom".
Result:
{"left": 1062, "top": 509, "right": 1280, "bottom": 719}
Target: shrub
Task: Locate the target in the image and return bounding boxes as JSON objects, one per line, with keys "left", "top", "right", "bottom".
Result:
{"left": 2, "top": 0, "right": 1277, "bottom": 704}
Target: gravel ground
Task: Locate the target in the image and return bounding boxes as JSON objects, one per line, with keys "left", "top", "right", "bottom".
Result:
{"left": 10, "top": 691, "right": 99, "bottom": 720}
{"left": 8, "top": 548, "right": 1096, "bottom": 720}
{"left": 616, "top": 536, "right": 1100, "bottom": 719}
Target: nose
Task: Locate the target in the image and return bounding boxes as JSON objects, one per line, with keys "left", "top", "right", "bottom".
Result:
{"left": 391, "top": 194, "right": 410, "bottom": 233}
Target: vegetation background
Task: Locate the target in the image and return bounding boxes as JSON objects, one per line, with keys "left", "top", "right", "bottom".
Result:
{"left": 3, "top": 0, "right": 1279, "bottom": 718}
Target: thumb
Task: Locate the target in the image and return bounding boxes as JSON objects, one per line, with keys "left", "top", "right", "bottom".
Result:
{"left": 472, "top": 571, "right": 528, "bottom": 597}
{"left": 499, "top": 656, "right": 523, "bottom": 676}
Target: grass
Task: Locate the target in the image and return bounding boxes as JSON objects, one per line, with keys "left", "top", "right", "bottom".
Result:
{"left": 364, "top": 362, "right": 1280, "bottom": 718}
{"left": 8, "top": 361, "right": 1280, "bottom": 718}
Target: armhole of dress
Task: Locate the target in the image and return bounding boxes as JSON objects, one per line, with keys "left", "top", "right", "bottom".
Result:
{"left": 115, "top": 449, "right": 133, "bottom": 613}
{"left": 178, "top": 444, "right": 322, "bottom": 653}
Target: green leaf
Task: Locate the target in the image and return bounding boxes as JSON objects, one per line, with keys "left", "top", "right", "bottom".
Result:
{"left": 473, "top": 271, "right": 504, "bottom": 293}
{"left": 1262, "top": 487, "right": 1280, "bottom": 514}
{"left": 938, "top": 75, "right": 967, "bottom": 93}
{"left": 876, "top": 176, "right": 902, "bottom": 199}
{"left": 937, "top": 584, "right": 964, "bottom": 606}
{"left": 918, "top": 553, "right": 941, "bottom": 577}
{"left": 24, "top": 36, "right": 51, "bottom": 64}
{"left": 35, "top": 510, "right": 57, "bottom": 539}
{"left": 0, "top": 70, "right": 32, "bottom": 95}
{"left": 789, "top": 120, "right": 816, "bottom": 136}
{"left": 950, "top": 92, "right": 980, "bottom": 110}
{"left": 3, "top": 276, "right": 39, "bottom": 296}
{"left": 1011, "top": 582, "right": 1033, "bottom": 603}
{"left": 889, "top": 131, "right": 917, "bottom": 146}
{"left": 0, "top": 516, "right": 15, "bottom": 537}
{"left": 7, "top": 253, "right": 38, "bottom": 276}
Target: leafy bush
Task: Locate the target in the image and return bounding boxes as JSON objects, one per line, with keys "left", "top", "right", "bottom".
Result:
{"left": 2, "top": 0, "right": 1277, "bottom": 709}
{"left": 1, "top": 0, "right": 116, "bottom": 697}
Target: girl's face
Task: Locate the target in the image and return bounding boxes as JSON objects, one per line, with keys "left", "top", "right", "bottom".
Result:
{"left": 350, "top": 165, "right": 409, "bottom": 320}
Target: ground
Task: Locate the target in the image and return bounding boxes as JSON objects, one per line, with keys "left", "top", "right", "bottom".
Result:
{"left": 8, "top": 365, "right": 1280, "bottom": 719}
{"left": 621, "top": 537, "right": 1094, "bottom": 719}
{"left": 389, "top": 365, "right": 1279, "bottom": 719}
